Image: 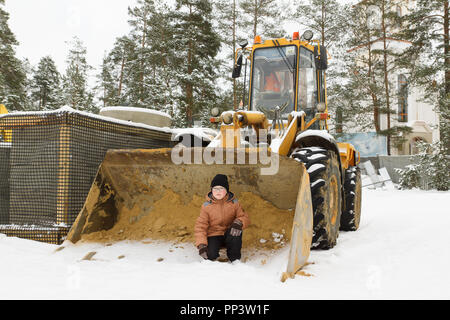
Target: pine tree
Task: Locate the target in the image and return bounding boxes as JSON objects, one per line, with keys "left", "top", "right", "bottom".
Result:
{"left": 144, "top": 2, "right": 178, "bottom": 117}
{"left": 21, "top": 58, "right": 34, "bottom": 110}
{"left": 113, "top": 37, "right": 133, "bottom": 104}
{"left": 123, "top": 0, "right": 179, "bottom": 117}
{"left": 31, "top": 56, "right": 63, "bottom": 110}
{"left": 126, "top": 0, "right": 155, "bottom": 107}
{"left": 170, "top": 0, "right": 221, "bottom": 127}
{"left": 295, "top": 0, "right": 348, "bottom": 48}
{"left": 96, "top": 54, "right": 119, "bottom": 108}
{"left": 101, "top": 35, "right": 136, "bottom": 107}
{"left": 333, "top": 2, "right": 384, "bottom": 134}
{"left": 214, "top": 0, "right": 242, "bottom": 110}
{"left": 293, "top": 0, "right": 351, "bottom": 134}
{"left": 239, "top": 0, "right": 285, "bottom": 41}
{"left": 0, "top": 0, "right": 28, "bottom": 110}
{"left": 400, "top": 0, "right": 450, "bottom": 153}
{"left": 375, "top": 0, "right": 404, "bottom": 154}
{"left": 62, "top": 37, "right": 95, "bottom": 112}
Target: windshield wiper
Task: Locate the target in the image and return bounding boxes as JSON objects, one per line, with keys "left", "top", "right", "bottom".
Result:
{"left": 272, "top": 40, "right": 294, "bottom": 74}
{"left": 273, "top": 40, "right": 297, "bottom": 90}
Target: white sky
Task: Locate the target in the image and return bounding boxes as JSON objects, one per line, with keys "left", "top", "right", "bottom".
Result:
{"left": 4, "top": 0, "right": 355, "bottom": 76}
{"left": 4, "top": 0, "right": 137, "bottom": 73}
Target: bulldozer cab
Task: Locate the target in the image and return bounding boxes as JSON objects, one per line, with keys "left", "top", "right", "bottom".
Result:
{"left": 250, "top": 45, "right": 297, "bottom": 117}
{"left": 235, "top": 34, "right": 328, "bottom": 124}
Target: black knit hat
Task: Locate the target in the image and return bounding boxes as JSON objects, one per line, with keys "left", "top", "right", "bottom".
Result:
{"left": 210, "top": 174, "right": 229, "bottom": 192}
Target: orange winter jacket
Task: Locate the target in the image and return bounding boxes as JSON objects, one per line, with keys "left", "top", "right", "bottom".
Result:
{"left": 264, "top": 72, "right": 281, "bottom": 92}
{"left": 194, "top": 192, "right": 250, "bottom": 247}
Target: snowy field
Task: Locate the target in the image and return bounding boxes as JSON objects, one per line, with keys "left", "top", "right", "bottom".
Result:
{"left": 0, "top": 188, "right": 449, "bottom": 300}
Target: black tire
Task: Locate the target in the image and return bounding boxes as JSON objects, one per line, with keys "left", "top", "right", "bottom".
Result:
{"left": 340, "top": 166, "right": 362, "bottom": 231}
{"left": 291, "top": 147, "right": 342, "bottom": 249}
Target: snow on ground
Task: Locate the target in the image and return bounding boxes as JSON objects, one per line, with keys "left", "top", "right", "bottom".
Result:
{"left": 0, "top": 188, "right": 449, "bottom": 300}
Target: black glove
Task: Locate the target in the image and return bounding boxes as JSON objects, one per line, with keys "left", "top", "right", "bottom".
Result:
{"left": 230, "top": 219, "right": 243, "bottom": 237}
{"left": 198, "top": 244, "right": 208, "bottom": 260}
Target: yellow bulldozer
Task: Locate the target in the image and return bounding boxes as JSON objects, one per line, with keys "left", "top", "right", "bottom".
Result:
{"left": 65, "top": 31, "right": 362, "bottom": 281}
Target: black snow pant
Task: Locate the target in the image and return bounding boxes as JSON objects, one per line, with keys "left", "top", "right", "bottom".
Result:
{"left": 207, "top": 229, "right": 242, "bottom": 262}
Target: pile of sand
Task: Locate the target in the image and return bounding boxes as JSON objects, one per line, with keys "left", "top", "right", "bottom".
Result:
{"left": 80, "top": 189, "right": 295, "bottom": 251}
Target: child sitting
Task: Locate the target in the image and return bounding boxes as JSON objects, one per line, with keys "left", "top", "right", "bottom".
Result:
{"left": 194, "top": 174, "right": 250, "bottom": 262}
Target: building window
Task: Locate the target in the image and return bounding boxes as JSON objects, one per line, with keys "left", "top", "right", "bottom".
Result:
{"left": 396, "top": 5, "right": 402, "bottom": 17}
{"left": 398, "top": 74, "right": 408, "bottom": 122}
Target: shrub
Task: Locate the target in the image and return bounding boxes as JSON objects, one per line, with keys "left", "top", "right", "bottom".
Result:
{"left": 396, "top": 141, "right": 449, "bottom": 191}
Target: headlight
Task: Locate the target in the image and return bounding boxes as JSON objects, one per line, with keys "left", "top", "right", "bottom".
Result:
{"left": 316, "top": 102, "right": 326, "bottom": 112}
{"left": 211, "top": 107, "right": 220, "bottom": 117}
{"left": 302, "top": 30, "right": 314, "bottom": 41}
{"left": 222, "top": 112, "right": 234, "bottom": 124}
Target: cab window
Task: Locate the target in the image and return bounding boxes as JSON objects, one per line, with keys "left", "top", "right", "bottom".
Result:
{"left": 250, "top": 45, "right": 297, "bottom": 119}
{"left": 298, "top": 47, "right": 317, "bottom": 116}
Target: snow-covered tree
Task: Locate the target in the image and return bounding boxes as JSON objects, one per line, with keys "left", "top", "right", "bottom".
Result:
{"left": 399, "top": 0, "right": 450, "bottom": 153}
{"left": 239, "top": 0, "right": 286, "bottom": 41}
{"left": 170, "top": 0, "right": 221, "bottom": 127}
{"left": 106, "top": 1, "right": 178, "bottom": 116}
{"left": 62, "top": 37, "right": 95, "bottom": 112}
{"left": 293, "top": 0, "right": 351, "bottom": 135}
{"left": 97, "top": 54, "right": 119, "bottom": 108}
{"left": 330, "top": 2, "right": 384, "bottom": 136}
{"left": 0, "top": 0, "right": 28, "bottom": 110}
{"left": 397, "top": 141, "right": 449, "bottom": 191}
{"left": 98, "top": 35, "right": 136, "bottom": 107}
{"left": 214, "top": 0, "right": 242, "bottom": 110}
{"left": 144, "top": 2, "right": 179, "bottom": 117}
{"left": 126, "top": 0, "right": 156, "bottom": 107}
{"left": 31, "top": 56, "right": 63, "bottom": 110}
{"left": 294, "top": 0, "right": 348, "bottom": 49}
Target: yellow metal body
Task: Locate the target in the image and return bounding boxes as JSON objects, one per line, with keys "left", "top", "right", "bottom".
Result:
{"left": 276, "top": 117, "right": 299, "bottom": 156}
{"left": 220, "top": 124, "right": 240, "bottom": 148}
{"left": 0, "top": 104, "right": 12, "bottom": 142}
{"left": 234, "top": 111, "right": 268, "bottom": 128}
{"left": 338, "top": 142, "right": 360, "bottom": 168}
{"left": 231, "top": 36, "right": 360, "bottom": 167}
{"left": 219, "top": 109, "right": 359, "bottom": 168}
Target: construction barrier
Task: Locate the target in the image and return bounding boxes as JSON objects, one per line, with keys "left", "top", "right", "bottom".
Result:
{"left": 0, "top": 108, "right": 174, "bottom": 244}
{"left": 0, "top": 142, "right": 11, "bottom": 224}
{"left": 359, "top": 155, "right": 417, "bottom": 183}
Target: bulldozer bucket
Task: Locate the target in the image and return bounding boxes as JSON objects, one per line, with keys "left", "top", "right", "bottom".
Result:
{"left": 66, "top": 147, "right": 312, "bottom": 278}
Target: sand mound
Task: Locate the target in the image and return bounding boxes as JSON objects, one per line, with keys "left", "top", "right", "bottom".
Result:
{"left": 80, "top": 189, "right": 295, "bottom": 251}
